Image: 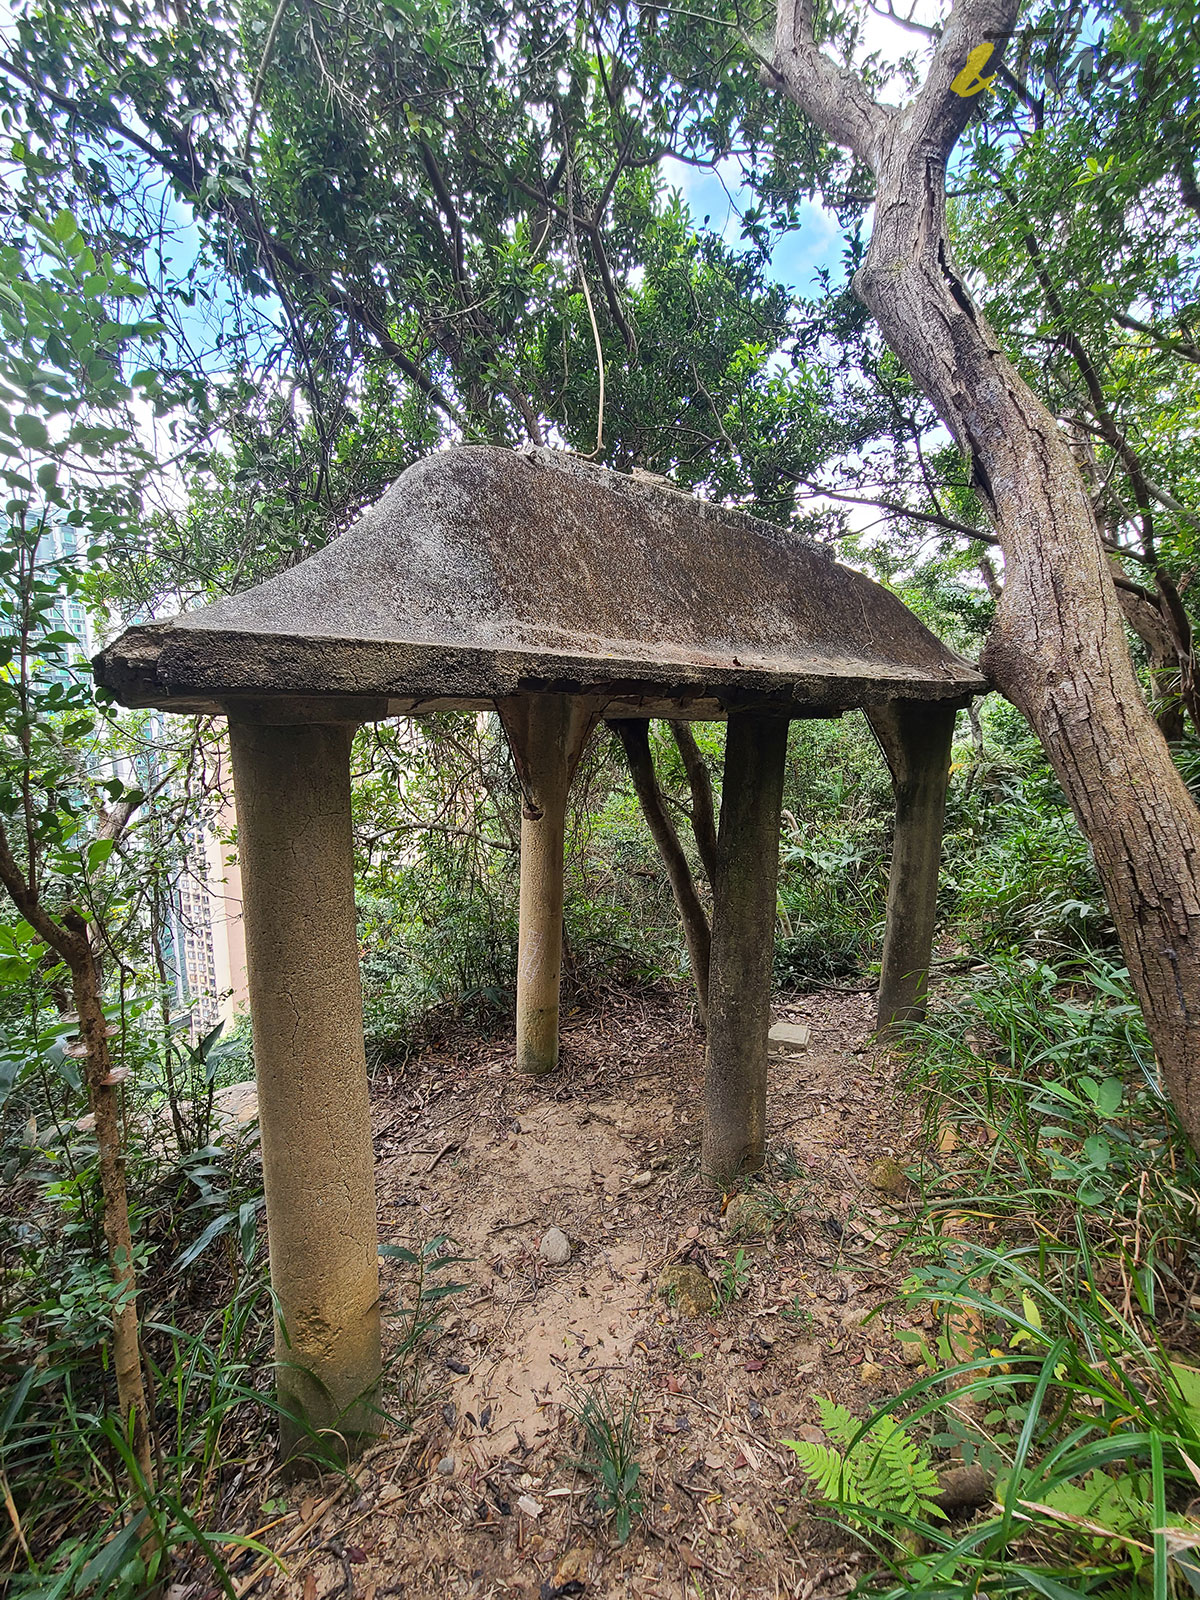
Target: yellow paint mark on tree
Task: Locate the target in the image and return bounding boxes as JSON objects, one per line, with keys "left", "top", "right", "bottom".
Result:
{"left": 951, "top": 42, "right": 998, "bottom": 97}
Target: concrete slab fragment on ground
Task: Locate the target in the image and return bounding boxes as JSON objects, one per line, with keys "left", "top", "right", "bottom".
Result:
{"left": 768, "top": 1020, "right": 811, "bottom": 1057}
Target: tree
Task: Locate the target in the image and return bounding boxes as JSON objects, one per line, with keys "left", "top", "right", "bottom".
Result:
{"left": 0, "top": 210, "right": 168, "bottom": 1513}
{"left": 2, "top": 0, "right": 866, "bottom": 1026}
{"left": 757, "top": 0, "right": 1200, "bottom": 1142}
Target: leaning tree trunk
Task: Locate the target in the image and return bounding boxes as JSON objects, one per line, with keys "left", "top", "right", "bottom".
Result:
{"left": 61, "top": 914, "right": 154, "bottom": 1489}
{"left": 770, "top": 0, "right": 1200, "bottom": 1143}
{"left": 609, "top": 719, "right": 711, "bottom": 1027}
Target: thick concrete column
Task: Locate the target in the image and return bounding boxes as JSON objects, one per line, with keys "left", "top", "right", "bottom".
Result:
{"left": 869, "top": 699, "right": 958, "bottom": 1034}
{"left": 228, "top": 716, "right": 382, "bottom": 1462}
{"left": 498, "top": 694, "right": 601, "bottom": 1076}
{"left": 702, "top": 710, "right": 790, "bottom": 1185}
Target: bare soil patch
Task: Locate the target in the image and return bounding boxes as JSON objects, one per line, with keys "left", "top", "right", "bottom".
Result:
{"left": 236, "top": 988, "right": 929, "bottom": 1600}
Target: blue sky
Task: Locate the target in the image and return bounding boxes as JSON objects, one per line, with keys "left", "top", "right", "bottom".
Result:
{"left": 661, "top": 155, "right": 850, "bottom": 294}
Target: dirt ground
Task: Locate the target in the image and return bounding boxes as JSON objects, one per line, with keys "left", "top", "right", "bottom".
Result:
{"left": 231, "top": 988, "right": 933, "bottom": 1600}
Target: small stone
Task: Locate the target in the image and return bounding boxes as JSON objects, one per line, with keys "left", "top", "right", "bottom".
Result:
{"left": 860, "top": 1361, "right": 884, "bottom": 1384}
{"left": 631, "top": 1170, "right": 655, "bottom": 1188}
{"left": 516, "top": 1493, "right": 543, "bottom": 1518}
{"left": 538, "top": 1226, "right": 571, "bottom": 1265}
{"left": 722, "top": 1192, "right": 773, "bottom": 1239}
{"left": 657, "top": 1263, "right": 716, "bottom": 1317}
{"left": 868, "top": 1157, "right": 916, "bottom": 1201}
{"left": 553, "top": 1547, "right": 593, "bottom": 1586}
{"left": 437, "top": 1455, "right": 456, "bottom": 1475}
{"left": 790, "top": 1424, "right": 825, "bottom": 1445}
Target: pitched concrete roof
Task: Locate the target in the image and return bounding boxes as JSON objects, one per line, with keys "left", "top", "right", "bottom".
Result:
{"left": 94, "top": 446, "right": 985, "bottom": 718}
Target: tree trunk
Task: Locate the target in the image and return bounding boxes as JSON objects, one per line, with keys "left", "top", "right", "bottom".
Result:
{"left": 1116, "top": 578, "right": 1186, "bottom": 743}
{"left": 862, "top": 157, "right": 1200, "bottom": 1142}
{"left": 609, "top": 719, "right": 711, "bottom": 1026}
{"left": 770, "top": 0, "right": 1200, "bottom": 1145}
{"left": 668, "top": 722, "right": 720, "bottom": 890}
{"left": 63, "top": 917, "right": 154, "bottom": 1490}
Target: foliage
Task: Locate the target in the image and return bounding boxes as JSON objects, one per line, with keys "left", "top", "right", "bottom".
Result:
{"left": 0, "top": 0, "right": 1197, "bottom": 1589}
{"left": 712, "top": 1247, "right": 753, "bottom": 1313}
{"left": 378, "top": 1233, "right": 471, "bottom": 1420}
{"left": 786, "top": 1395, "right": 946, "bottom": 1532}
{"left": 841, "top": 947, "right": 1200, "bottom": 1596}
{"left": 565, "top": 1381, "right": 645, "bottom": 1545}
{"left": 2, "top": 1275, "right": 284, "bottom": 1598}
{"left": 906, "top": 951, "right": 1189, "bottom": 1277}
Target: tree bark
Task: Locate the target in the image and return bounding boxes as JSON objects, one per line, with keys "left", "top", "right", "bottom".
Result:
{"left": 769, "top": 0, "right": 1200, "bottom": 1144}
{"left": 1116, "top": 577, "right": 1186, "bottom": 742}
{"left": 703, "top": 711, "right": 789, "bottom": 1184}
{"left": 668, "top": 722, "right": 720, "bottom": 890}
{"left": 609, "top": 719, "right": 711, "bottom": 1026}
{"left": 0, "top": 821, "right": 155, "bottom": 1502}
{"left": 65, "top": 921, "right": 154, "bottom": 1491}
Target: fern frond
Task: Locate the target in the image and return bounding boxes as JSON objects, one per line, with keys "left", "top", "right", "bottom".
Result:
{"left": 793, "top": 1404, "right": 948, "bottom": 1527}
{"left": 815, "top": 1396, "right": 859, "bottom": 1449}
{"left": 784, "top": 1439, "right": 852, "bottom": 1502}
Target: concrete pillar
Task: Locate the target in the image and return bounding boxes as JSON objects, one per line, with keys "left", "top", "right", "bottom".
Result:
{"left": 869, "top": 700, "right": 957, "bottom": 1034}
{"left": 227, "top": 716, "right": 381, "bottom": 1463}
{"left": 498, "top": 694, "right": 601, "bottom": 1076}
{"left": 702, "top": 710, "right": 790, "bottom": 1185}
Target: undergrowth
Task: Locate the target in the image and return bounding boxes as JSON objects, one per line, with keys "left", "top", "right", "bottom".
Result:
{"left": 800, "top": 951, "right": 1200, "bottom": 1597}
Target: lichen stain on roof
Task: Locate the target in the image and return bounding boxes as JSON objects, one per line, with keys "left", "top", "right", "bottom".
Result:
{"left": 94, "top": 446, "right": 986, "bottom": 715}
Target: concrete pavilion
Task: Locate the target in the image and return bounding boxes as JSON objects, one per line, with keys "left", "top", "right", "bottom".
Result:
{"left": 95, "top": 445, "right": 984, "bottom": 1455}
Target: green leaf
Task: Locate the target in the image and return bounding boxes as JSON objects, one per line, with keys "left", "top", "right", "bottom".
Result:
{"left": 379, "top": 1243, "right": 420, "bottom": 1264}
{"left": 86, "top": 837, "right": 115, "bottom": 872}
{"left": 13, "top": 414, "right": 48, "bottom": 449}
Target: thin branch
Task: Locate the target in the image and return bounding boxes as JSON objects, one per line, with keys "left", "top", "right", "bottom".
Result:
{"left": 242, "top": 0, "right": 290, "bottom": 166}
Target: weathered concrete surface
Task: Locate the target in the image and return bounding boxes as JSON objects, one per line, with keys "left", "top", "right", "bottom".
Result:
{"left": 870, "top": 700, "right": 957, "bottom": 1034}
{"left": 94, "top": 447, "right": 985, "bottom": 716}
{"left": 498, "top": 693, "right": 603, "bottom": 1076}
{"left": 228, "top": 718, "right": 382, "bottom": 1460}
{"left": 703, "top": 711, "right": 790, "bottom": 1184}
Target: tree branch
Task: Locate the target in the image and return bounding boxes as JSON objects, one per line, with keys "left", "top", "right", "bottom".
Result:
{"left": 768, "top": 0, "right": 889, "bottom": 167}
{"left": 0, "top": 53, "right": 466, "bottom": 426}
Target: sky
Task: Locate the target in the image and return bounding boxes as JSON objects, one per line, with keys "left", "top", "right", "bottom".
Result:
{"left": 658, "top": 1, "right": 943, "bottom": 297}
{"left": 660, "top": 154, "right": 849, "bottom": 294}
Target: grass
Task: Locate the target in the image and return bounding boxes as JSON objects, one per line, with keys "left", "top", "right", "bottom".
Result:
{"left": 2, "top": 1275, "right": 287, "bottom": 1597}
{"left": 794, "top": 951, "right": 1200, "bottom": 1597}
{"left": 564, "top": 1381, "right": 645, "bottom": 1544}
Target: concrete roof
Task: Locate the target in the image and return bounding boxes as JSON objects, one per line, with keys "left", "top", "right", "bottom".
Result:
{"left": 94, "top": 446, "right": 985, "bottom": 719}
